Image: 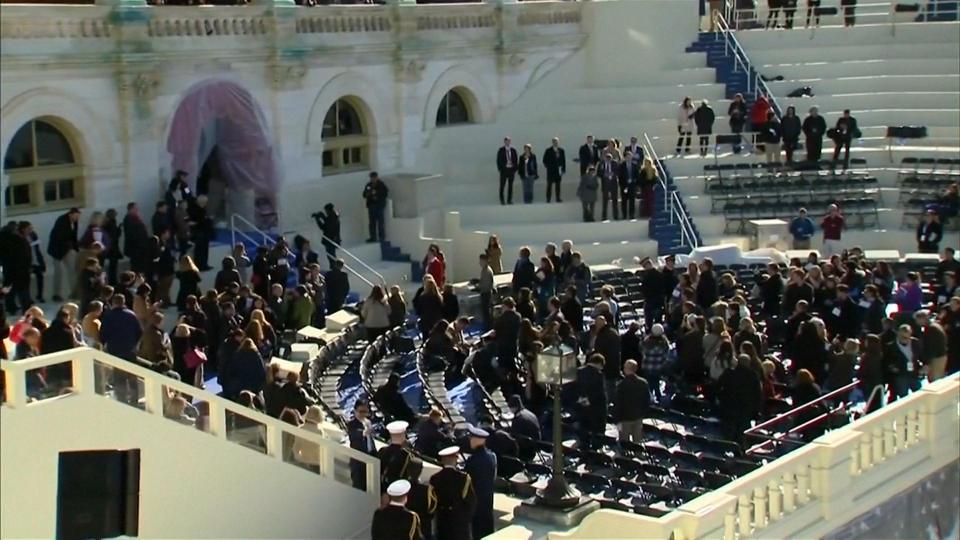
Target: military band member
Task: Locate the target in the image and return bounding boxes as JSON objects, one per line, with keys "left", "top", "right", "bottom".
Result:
{"left": 429, "top": 446, "right": 477, "bottom": 540}
{"left": 372, "top": 479, "right": 423, "bottom": 540}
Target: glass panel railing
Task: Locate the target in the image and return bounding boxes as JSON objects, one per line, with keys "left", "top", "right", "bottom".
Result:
{"left": 94, "top": 359, "right": 145, "bottom": 408}
{"left": 161, "top": 384, "right": 212, "bottom": 434}
{"left": 284, "top": 431, "right": 324, "bottom": 474}
{"left": 23, "top": 359, "right": 74, "bottom": 402}
{"left": 225, "top": 408, "right": 268, "bottom": 454}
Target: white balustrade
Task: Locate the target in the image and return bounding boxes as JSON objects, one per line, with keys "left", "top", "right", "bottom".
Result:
{"left": 0, "top": 348, "right": 380, "bottom": 498}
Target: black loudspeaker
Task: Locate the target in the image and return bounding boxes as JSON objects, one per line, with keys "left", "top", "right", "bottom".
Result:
{"left": 57, "top": 449, "right": 141, "bottom": 540}
{"left": 886, "top": 126, "right": 928, "bottom": 139}
{"left": 894, "top": 3, "right": 921, "bottom": 12}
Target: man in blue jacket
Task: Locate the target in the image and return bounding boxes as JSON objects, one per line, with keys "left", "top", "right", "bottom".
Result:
{"left": 464, "top": 426, "right": 497, "bottom": 539}
{"left": 789, "top": 208, "right": 815, "bottom": 250}
{"left": 100, "top": 294, "right": 142, "bottom": 361}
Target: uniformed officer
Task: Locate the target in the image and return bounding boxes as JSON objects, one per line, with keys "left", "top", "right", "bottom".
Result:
{"left": 464, "top": 426, "right": 498, "bottom": 539}
{"left": 405, "top": 460, "right": 437, "bottom": 540}
{"left": 378, "top": 421, "right": 415, "bottom": 494}
{"left": 371, "top": 479, "right": 423, "bottom": 540}
{"left": 429, "top": 446, "right": 476, "bottom": 540}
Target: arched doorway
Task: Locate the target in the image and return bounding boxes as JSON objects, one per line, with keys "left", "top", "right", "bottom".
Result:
{"left": 321, "top": 97, "right": 371, "bottom": 175}
{"left": 165, "top": 80, "right": 280, "bottom": 228}
{"left": 3, "top": 117, "right": 84, "bottom": 215}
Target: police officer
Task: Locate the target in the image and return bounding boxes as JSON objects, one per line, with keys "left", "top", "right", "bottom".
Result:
{"left": 405, "top": 460, "right": 437, "bottom": 540}
{"left": 464, "top": 426, "right": 498, "bottom": 539}
{"left": 378, "top": 421, "right": 415, "bottom": 494}
{"left": 372, "top": 479, "right": 423, "bottom": 540}
{"left": 429, "top": 446, "right": 476, "bottom": 540}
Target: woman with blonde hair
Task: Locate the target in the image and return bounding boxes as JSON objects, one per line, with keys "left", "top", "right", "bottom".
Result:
{"left": 293, "top": 405, "right": 330, "bottom": 472}
{"left": 245, "top": 319, "right": 272, "bottom": 358}
{"left": 639, "top": 157, "right": 659, "bottom": 218}
{"left": 361, "top": 285, "right": 392, "bottom": 341}
{"left": 413, "top": 275, "right": 444, "bottom": 337}
{"left": 249, "top": 309, "right": 277, "bottom": 347}
{"left": 176, "top": 255, "right": 202, "bottom": 311}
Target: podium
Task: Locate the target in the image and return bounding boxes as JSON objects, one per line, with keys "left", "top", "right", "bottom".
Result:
{"left": 748, "top": 219, "right": 789, "bottom": 250}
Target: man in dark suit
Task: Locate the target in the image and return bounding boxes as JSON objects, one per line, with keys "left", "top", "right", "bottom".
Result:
{"left": 507, "top": 394, "right": 540, "bottom": 460}
{"left": 578, "top": 134, "right": 599, "bottom": 175}
{"left": 413, "top": 409, "right": 453, "bottom": 459}
{"left": 495, "top": 297, "right": 522, "bottom": 370}
{"left": 624, "top": 136, "right": 645, "bottom": 166}
{"left": 597, "top": 152, "right": 620, "bottom": 221}
{"left": 479, "top": 416, "right": 519, "bottom": 478}
{"left": 430, "top": 446, "right": 476, "bottom": 540}
{"left": 2, "top": 222, "right": 33, "bottom": 314}
{"left": 639, "top": 257, "right": 665, "bottom": 330}
{"left": 613, "top": 359, "right": 650, "bottom": 442}
{"left": 884, "top": 324, "right": 922, "bottom": 399}
{"left": 47, "top": 207, "right": 80, "bottom": 302}
{"left": 372, "top": 480, "right": 423, "bottom": 540}
{"left": 618, "top": 150, "right": 640, "bottom": 219}
{"left": 405, "top": 461, "right": 437, "bottom": 540}
{"left": 542, "top": 137, "right": 567, "bottom": 203}
{"left": 347, "top": 399, "right": 378, "bottom": 491}
{"left": 496, "top": 136, "right": 519, "bottom": 205}
{"left": 324, "top": 258, "right": 350, "bottom": 313}
{"left": 576, "top": 353, "right": 607, "bottom": 450}
{"left": 363, "top": 171, "right": 389, "bottom": 242}
{"left": 464, "top": 427, "right": 497, "bottom": 539}
{"left": 511, "top": 247, "right": 536, "bottom": 294}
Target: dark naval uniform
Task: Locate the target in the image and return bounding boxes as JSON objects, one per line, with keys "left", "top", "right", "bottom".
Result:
{"left": 464, "top": 447, "right": 498, "bottom": 539}
{"left": 371, "top": 503, "right": 423, "bottom": 540}
{"left": 377, "top": 443, "right": 414, "bottom": 493}
{"left": 406, "top": 481, "right": 437, "bottom": 540}
{"left": 429, "top": 466, "right": 477, "bottom": 540}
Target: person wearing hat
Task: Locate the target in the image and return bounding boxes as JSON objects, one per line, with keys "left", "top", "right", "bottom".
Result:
{"left": 378, "top": 420, "right": 416, "bottom": 495}
{"left": 404, "top": 460, "right": 437, "bottom": 540}
{"left": 429, "top": 446, "right": 476, "bottom": 540}
{"left": 479, "top": 415, "right": 519, "bottom": 477}
{"left": 464, "top": 426, "right": 497, "bottom": 539}
{"left": 916, "top": 209, "right": 943, "bottom": 254}
{"left": 362, "top": 171, "right": 389, "bottom": 243}
{"left": 372, "top": 479, "right": 423, "bottom": 540}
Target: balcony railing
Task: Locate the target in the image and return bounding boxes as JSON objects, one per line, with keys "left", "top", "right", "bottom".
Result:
{"left": 547, "top": 373, "right": 959, "bottom": 540}
{"left": 0, "top": 347, "right": 381, "bottom": 498}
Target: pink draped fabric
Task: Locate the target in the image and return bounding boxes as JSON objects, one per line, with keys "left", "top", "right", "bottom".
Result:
{"left": 166, "top": 80, "right": 280, "bottom": 227}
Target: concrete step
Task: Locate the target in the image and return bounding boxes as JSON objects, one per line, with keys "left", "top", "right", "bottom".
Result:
{"left": 767, "top": 74, "right": 960, "bottom": 95}
{"left": 757, "top": 58, "right": 960, "bottom": 80}
{"left": 774, "top": 92, "right": 960, "bottom": 111}
{"left": 749, "top": 43, "right": 960, "bottom": 65}
{"left": 735, "top": 21, "right": 960, "bottom": 49}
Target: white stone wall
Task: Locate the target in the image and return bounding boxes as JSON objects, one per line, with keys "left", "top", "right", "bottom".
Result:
{"left": 0, "top": 1, "right": 585, "bottom": 241}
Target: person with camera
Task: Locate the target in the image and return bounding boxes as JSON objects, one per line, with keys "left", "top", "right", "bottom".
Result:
{"left": 312, "top": 203, "right": 341, "bottom": 265}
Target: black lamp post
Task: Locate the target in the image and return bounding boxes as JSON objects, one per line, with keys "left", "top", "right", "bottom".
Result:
{"left": 534, "top": 342, "right": 581, "bottom": 509}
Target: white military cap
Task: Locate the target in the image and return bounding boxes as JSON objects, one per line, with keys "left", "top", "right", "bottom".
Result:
{"left": 386, "top": 421, "right": 409, "bottom": 434}
{"left": 386, "top": 479, "right": 411, "bottom": 497}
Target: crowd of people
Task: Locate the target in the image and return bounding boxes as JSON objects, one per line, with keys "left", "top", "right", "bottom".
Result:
{"left": 496, "top": 135, "right": 661, "bottom": 222}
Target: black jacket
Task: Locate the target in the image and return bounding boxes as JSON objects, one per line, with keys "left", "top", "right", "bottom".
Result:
{"left": 122, "top": 214, "right": 150, "bottom": 263}
{"left": 832, "top": 116, "right": 860, "bottom": 142}
{"left": 618, "top": 161, "right": 640, "bottom": 190}
{"left": 47, "top": 212, "right": 78, "bottom": 260}
{"left": 512, "top": 258, "right": 536, "bottom": 294}
{"left": 325, "top": 269, "right": 350, "bottom": 311}
{"left": 576, "top": 364, "right": 607, "bottom": 421}
{"left": 518, "top": 153, "right": 538, "bottom": 180}
{"left": 542, "top": 146, "right": 566, "bottom": 177}
{"left": 613, "top": 374, "right": 650, "bottom": 422}
{"left": 802, "top": 115, "right": 827, "bottom": 140}
{"left": 916, "top": 220, "right": 943, "bottom": 252}
{"left": 593, "top": 326, "right": 622, "bottom": 380}
{"left": 315, "top": 210, "right": 341, "bottom": 245}
{"left": 363, "top": 181, "right": 389, "bottom": 208}
{"left": 561, "top": 297, "right": 584, "bottom": 333}
{"left": 758, "top": 120, "right": 783, "bottom": 144}
{"left": 496, "top": 146, "right": 519, "bottom": 172}
{"left": 494, "top": 309, "right": 521, "bottom": 356}
{"left": 578, "top": 143, "right": 599, "bottom": 175}
{"left": 781, "top": 115, "right": 802, "bottom": 141}
{"left": 696, "top": 270, "right": 719, "bottom": 309}
{"left": 694, "top": 104, "right": 716, "bottom": 134}
{"left": 717, "top": 364, "right": 763, "bottom": 424}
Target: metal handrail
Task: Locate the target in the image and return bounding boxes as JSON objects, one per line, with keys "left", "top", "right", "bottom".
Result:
{"left": 714, "top": 11, "right": 783, "bottom": 117}
{"left": 230, "top": 213, "right": 377, "bottom": 290}
{"left": 745, "top": 379, "right": 861, "bottom": 436}
{"left": 746, "top": 402, "right": 848, "bottom": 454}
{"left": 316, "top": 232, "right": 387, "bottom": 287}
{"left": 722, "top": 1, "right": 959, "bottom": 32}
{"left": 641, "top": 133, "right": 700, "bottom": 250}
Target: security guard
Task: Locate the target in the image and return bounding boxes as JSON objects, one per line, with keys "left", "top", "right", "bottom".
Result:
{"left": 429, "top": 446, "right": 476, "bottom": 540}
{"left": 378, "top": 421, "right": 414, "bottom": 493}
{"left": 405, "top": 460, "right": 437, "bottom": 540}
{"left": 372, "top": 479, "right": 423, "bottom": 540}
{"left": 464, "top": 426, "right": 498, "bottom": 539}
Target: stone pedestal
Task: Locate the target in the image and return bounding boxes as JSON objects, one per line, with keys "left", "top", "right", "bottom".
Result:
{"left": 748, "top": 219, "right": 789, "bottom": 250}
{"left": 513, "top": 496, "right": 600, "bottom": 529}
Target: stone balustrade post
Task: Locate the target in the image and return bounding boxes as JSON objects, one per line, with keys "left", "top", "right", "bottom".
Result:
{"left": 810, "top": 430, "right": 862, "bottom": 521}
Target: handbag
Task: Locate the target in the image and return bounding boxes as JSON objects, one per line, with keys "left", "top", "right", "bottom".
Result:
{"left": 184, "top": 347, "right": 207, "bottom": 369}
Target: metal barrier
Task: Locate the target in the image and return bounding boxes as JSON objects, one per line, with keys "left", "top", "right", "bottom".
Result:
{"left": 722, "top": 0, "right": 959, "bottom": 32}
{"left": 642, "top": 133, "right": 701, "bottom": 251}
{"left": 713, "top": 11, "right": 783, "bottom": 117}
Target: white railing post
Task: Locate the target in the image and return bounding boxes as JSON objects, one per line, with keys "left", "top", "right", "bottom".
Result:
{"left": 752, "top": 486, "right": 766, "bottom": 530}
{"left": 767, "top": 479, "right": 781, "bottom": 522}
{"left": 2, "top": 362, "right": 27, "bottom": 408}
{"left": 796, "top": 467, "right": 810, "bottom": 504}
{"left": 208, "top": 400, "right": 228, "bottom": 438}
{"left": 71, "top": 354, "right": 96, "bottom": 395}
{"left": 143, "top": 375, "right": 165, "bottom": 416}
{"left": 737, "top": 494, "right": 752, "bottom": 536}
{"left": 782, "top": 472, "right": 796, "bottom": 513}
{"left": 266, "top": 423, "right": 284, "bottom": 459}
{"left": 810, "top": 430, "right": 861, "bottom": 521}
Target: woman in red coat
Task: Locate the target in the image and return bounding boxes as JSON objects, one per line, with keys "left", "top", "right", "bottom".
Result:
{"left": 750, "top": 94, "right": 772, "bottom": 132}
{"left": 423, "top": 244, "right": 446, "bottom": 288}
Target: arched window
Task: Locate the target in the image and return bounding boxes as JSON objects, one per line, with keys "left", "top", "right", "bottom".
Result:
{"left": 3, "top": 119, "right": 84, "bottom": 214}
{"left": 321, "top": 98, "right": 369, "bottom": 175}
{"left": 436, "top": 89, "right": 471, "bottom": 126}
